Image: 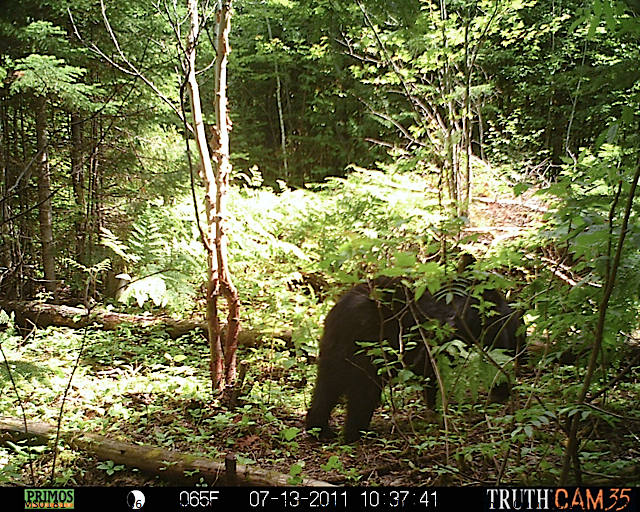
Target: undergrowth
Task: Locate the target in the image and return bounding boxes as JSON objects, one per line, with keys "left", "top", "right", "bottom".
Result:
{"left": 1, "top": 168, "right": 640, "bottom": 486}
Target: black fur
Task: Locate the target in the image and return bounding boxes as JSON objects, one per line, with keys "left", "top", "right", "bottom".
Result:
{"left": 305, "top": 276, "right": 522, "bottom": 442}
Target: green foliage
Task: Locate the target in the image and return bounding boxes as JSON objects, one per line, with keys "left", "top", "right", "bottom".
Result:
{"left": 528, "top": 139, "right": 640, "bottom": 370}
{"left": 483, "top": 0, "right": 640, "bottom": 170}
{"left": 287, "top": 462, "right": 304, "bottom": 485}
{"left": 223, "top": 167, "right": 464, "bottom": 359}
{"left": 11, "top": 53, "right": 95, "bottom": 103}
{"left": 229, "top": 0, "right": 390, "bottom": 185}
{"left": 101, "top": 201, "right": 204, "bottom": 311}
{"left": 1, "top": 0, "right": 640, "bottom": 488}
{"left": 97, "top": 460, "right": 126, "bottom": 476}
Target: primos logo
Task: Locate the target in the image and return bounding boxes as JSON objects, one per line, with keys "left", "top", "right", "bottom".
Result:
{"left": 24, "top": 489, "right": 75, "bottom": 509}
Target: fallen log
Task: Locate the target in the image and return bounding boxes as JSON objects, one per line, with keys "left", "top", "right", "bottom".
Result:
{"left": 0, "top": 301, "right": 275, "bottom": 347}
{"left": 0, "top": 417, "right": 333, "bottom": 487}
{"left": 1, "top": 301, "right": 206, "bottom": 339}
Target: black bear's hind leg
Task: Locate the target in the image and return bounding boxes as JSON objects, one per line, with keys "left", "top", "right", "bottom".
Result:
{"left": 343, "top": 377, "right": 382, "bottom": 443}
{"left": 306, "top": 365, "right": 344, "bottom": 439}
{"left": 424, "top": 379, "right": 438, "bottom": 410}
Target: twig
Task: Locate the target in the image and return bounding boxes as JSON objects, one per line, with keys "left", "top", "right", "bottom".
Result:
{"left": 68, "top": 3, "right": 192, "bottom": 131}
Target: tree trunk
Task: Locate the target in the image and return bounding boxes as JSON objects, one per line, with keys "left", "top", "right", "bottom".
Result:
{"left": 1, "top": 299, "right": 279, "bottom": 345}
{"left": 213, "top": 0, "right": 241, "bottom": 390}
{"left": 265, "top": 17, "right": 288, "bottom": 178}
{"left": 186, "top": 0, "right": 240, "bottom": 393}
{"left": 87, "top": 116, "right": 102, "bottom": 262}
{"left": 70, "top": 112, "right": 88, "bottom": 265}
{"left": 35, "top": 95, "right": 57, "bottom": 300}
{"left": 0, "top": 86, "right": 13, "bottom": 275}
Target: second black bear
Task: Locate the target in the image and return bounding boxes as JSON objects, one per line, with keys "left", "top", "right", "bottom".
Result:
{"left": 305, "top": 276, "right": 522, "bottom": 442}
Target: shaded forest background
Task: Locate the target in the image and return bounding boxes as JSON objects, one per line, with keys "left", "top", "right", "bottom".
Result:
{"left": 1, "top": 0, "right": 640, "bottom": 488}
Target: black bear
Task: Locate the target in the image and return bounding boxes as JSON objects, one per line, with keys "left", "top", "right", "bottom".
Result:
{"left": 305, "top": 276, "right": 522, "bottom": 442}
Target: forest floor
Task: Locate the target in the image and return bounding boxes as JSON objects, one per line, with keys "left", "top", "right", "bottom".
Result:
{"left": 4, "top": 188, "right": 640, "bottom": 488}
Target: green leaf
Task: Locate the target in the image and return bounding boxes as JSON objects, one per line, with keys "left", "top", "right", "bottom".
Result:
{"left": 320, "top": 455, "right": 341, "bottom": 471}
{"left": 513, "top": 182, "right": 530, "bottom": 197}
{"left": 289, "top": 463, "right": 303, "bottom": 477}
{"left": 587, "top": 15, "right": 600, "bottom": 39}
{"left": 282, "top": 427, "right": 300, "bottom": 441}
{"left": 414, "top": 282, "right": 427, "bottom": 301}
{"left": 394, "top": 251, "right": 416, "bottom": 269}
{"left": 236, "top": 455, "right": 256, "bottom": 466}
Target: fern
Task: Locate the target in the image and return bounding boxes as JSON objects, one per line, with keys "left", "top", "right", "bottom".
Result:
{"left": 101, "top": 205, "right": 202, "bottom": 311}
{"left": 128, "top": 214, "right": 167, "bottom": 267}
{"left": 100, "top": 228, "right": 137, "bottom": 263}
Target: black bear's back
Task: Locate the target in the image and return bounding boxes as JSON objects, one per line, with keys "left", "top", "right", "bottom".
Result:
{"left": 319, "top": 279, "right": 396, "bottom": 358}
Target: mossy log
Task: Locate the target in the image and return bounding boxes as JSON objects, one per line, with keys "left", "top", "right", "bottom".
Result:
{"left": 0, "top": 301, "right": 275, "bottom": 347}
{"left": 0, "top": 417, "right": 332, "bottom": 487}
{"left": 1, "top": 300, "right": 205, "bottom": 338}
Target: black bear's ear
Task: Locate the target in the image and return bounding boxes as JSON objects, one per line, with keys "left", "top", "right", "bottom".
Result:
{"left": 444, "top": 312, "right": 457, "bottom": 327}
{"left": 457, "top": 253, "right": 476, "bottom": 273}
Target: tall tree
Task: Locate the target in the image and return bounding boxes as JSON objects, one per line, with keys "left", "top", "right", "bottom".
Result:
{"left": 185, "top": 0, "right": 240, "bottom": 392}
{"left": 342, "top": 0, "right": 506, "bottom": 217}
{"left": 10, "top": 48, "right": 94, "bottom": 299}
{"left": 228, "top": 0, "right": 391, "bottom": 185}
{"left": 1, "top": 9, "right": 160, "bottom": 300}
{"left": 34, "top": 93, "right": 57, "bottom": 298}
{"left": 76, "top": 0, "right": 242, "bottom": 391}
{"left": 70, "top": 111, "right": 88, "bottom": 266}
